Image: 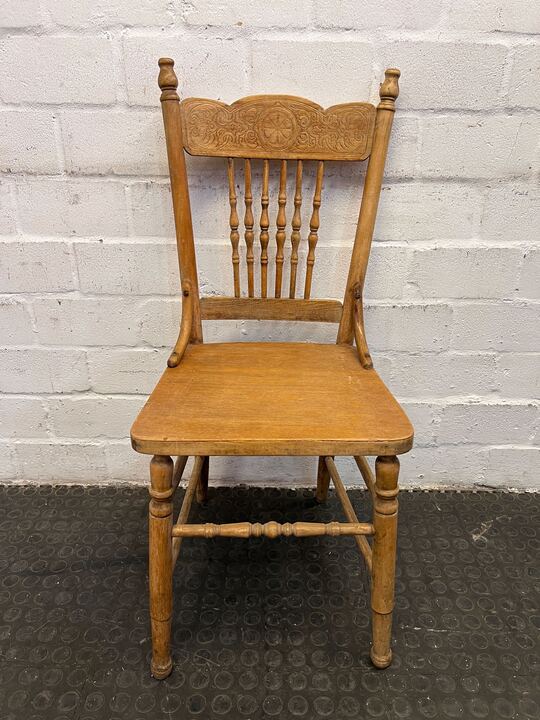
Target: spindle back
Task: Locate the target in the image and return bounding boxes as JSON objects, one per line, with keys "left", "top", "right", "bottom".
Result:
{"left": 157, "top": 58, "right": 400, "bottom": 347}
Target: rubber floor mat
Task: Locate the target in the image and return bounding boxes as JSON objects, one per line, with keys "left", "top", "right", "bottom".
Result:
{"left": 0, "top": 485, "right": 538, "bottom": 719}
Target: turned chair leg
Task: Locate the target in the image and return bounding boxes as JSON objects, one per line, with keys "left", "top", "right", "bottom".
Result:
{"left": 370, "top": 455, "right": 399, "bottom": 668}
{"left": 315, "top": 456, "right": 331, "bottom": 503}
{"left": 196, "top": 456, "right": 209, "bottom": 504}
{"left": 149, "top": 454, "right": 174, "bottom": 679}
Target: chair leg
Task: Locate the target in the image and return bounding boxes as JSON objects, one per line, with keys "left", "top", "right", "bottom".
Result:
{"left": 370, "top": 455, "right": 399, "bottom": 668}
{"left": 315, "top": 456, "right": 331, "bottom": 503}
{"left": 149, "top": 454, "right": 174, "bottom": 679}
{"left": 196, "top": 456, "right": 209, "bottom": 503}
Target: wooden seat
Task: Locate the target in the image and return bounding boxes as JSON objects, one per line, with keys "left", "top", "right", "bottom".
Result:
{"left": 131, "top": 342, "right": 413, "bottom": 456}
{"left": 131, "top": 57, "right": 413, "bottom": 680}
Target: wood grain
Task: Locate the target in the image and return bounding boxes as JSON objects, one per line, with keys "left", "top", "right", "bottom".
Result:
{"left": 131, "top": 343, "right": 414, "bottom": 456}
{"left": 199, "top": 296, "right": 343, "bottom": 323}
{"left": 304, "top": 160, "right": 324, "bottom": 300}
{"left": 171, "top": 455, "right": 204, "bottom": 567}
{"left": 158, "top": 58, "right": 202, "bottom": 342}
{"left": 243, "top": 159, "right": 255, "bottom": 297}
{"left": 227, "top": 158, "right": 241, "bottom": 298}
{"left": 371, "top": 455, "right": 399, "bottom": 669}
{"left": 137, "top": 61, "right": 408, "bottom": 679}
{"left": 259, "top": 159, "right": 270, "bottom": 297}
{"left": 148, "top": 454, "right": 174, "bottom": 679}
{"left": 338, "top": 68, "right": 400, "bottom": 344}
{"left": 172, "top": 520, "right": 374, "bottom": 538}
{"left": 167, "top": 281, "right": 193, "bottom": 368}
{"left": 325, "top": 456, "right": 373, "bottom": 573}
{"left": 289, "top": 160, "right": 303, "bottom": 299}
{"left": 274, "top": 159, "right": 287, "bottom": 298}
{"left": 181, "top": 95, "right": 376, "bottom": 160}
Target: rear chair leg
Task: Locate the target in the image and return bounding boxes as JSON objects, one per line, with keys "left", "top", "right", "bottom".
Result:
{"left": 370, "top": 455, "right": 399, "bottom": 668}
{"left": 315, "top": 456, "right": 331, "bottom": 503}
{"left": 196, "top": 456, "right": 209, "bottom": 504}
{"left": 149, "top": 455, "right": 174, "bottom": 679}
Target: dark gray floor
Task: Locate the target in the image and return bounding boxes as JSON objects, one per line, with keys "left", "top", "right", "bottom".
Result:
{"left": 0, "top": 485, "right": 538, "bottom": 719}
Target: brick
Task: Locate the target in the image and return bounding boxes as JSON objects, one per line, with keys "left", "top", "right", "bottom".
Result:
{"left": 0, "top": 181, "right": 16, "bottom": 234}
{"left": 76, "top": 241, "right": 178, "bottom": 294}
{"left": 104, "top": 441, "right": 149, "bottom": 482}
{"left": 45, "top": 0, "right": 172, "bottom": 27}
{"left": 366, "top": 303, "right": 452, "bottom": 352}
{"left": 448, "top": 0, "right": 540, "bottom": 34}
{"left": 419, "top": 116, "right": 539, "bottom": 179}
{"left": 0, "top": 110, "right": 60, "bottom": 173}
{"left": 497, "top": 353, "right": 540, "bottom": 398}
{"left": 0, "top": 241, "right": 76, "bottom": 292}
{"left": 16, "top": 178, "right": 129, "bottom": 237}
{"left": 129, "top": 181, "right": 174, "bottom": 236}
{"left": 336, "top": 118, "right": 418, "bottom": 179}
{"left": 382, "top": 117, "right": 418, "bottom": 179}
{"left": 0, "top": 348, "right": 89, "bottom": 393}
{"left": 400, "top": 402, "right": 438, "bottom": 447}
{"left": 48, "top": 396, "right": 143, "bottom": 439}
{"left": 316, "top": 0, "right": 440, "bottom": 30}
{"left": 363, "top": 245, "right": 411, "bottom": 300}
{"left": 139, "top": 297, "right": 180, "bottom": 347}
{"left": 61, "top": 110, "right": 167, "bottom": 176}
{"left": 196, "top": 241, "right": 275, "bottom": 297}
{"left": 437, "top": 402, "right": 537, "bottom": 445}
{"left": 33, "top": 298, "right": 141, "bottom": 346}
{"left": 400, "top": 445, "right": 486, "bottom": 486}
{"left": 452, "top": 303, "right": 540, "bottom": 351}
{"left": 0, "top": 300, "right": 34, "bottom": 344}
{"left": 0, "top": 397, "right": 48, "bottom": 438}
{"left": 251, "top": 41, "right": 373, "bottom": 107}
{"left": 185, "top": 0, "right": 310, "bottom": 26}
{"left": 508, "top": 46, "right": 540, "bottom": 109}
{"left": 296, "top": 236, "right": 410, "bottom": 301}
{"left": 519, "top": 247, "right": 540, "bottom": 299}
{"left": 199, "top": 455, "right": 317, "bottom": 485}
{"left": 15, "top": 442, "right": 108, "bottom": 482}
{"left": 131, "top": 181, "right": 229, "bottom": 239}
{"left": 0, "top": 443, "right": 17, "bottom": 480}
{"left": 481, "top": 183, "right": 539, "bottom": 241}
{"left": 0, "top": 37, "right": 116, "bottom": 105}
{"left": 123, "top": 36, "right": 248, "bottom": 106}
{"left": 0, "top": 0, "right": 42, "bottom": 27}
{"left": 410, "top": 247, "right": 522, "bottom": 299}
{"left": 88, "top": 348, "right": 166, "bottom": 394}
{"left": 482, "top": 447, "right": 540, "bottom": 489}
{"left": 377, "top": 352, "right": 498, "bottom": 399}
{"left": 381, "top": 42, "right": 508, "bottom": 110}
{"left": 376, "top": 183, "right": 482, "bottom": 241}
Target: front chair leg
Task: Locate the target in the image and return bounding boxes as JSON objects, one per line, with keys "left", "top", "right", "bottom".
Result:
{"left": 149, "top": 454, "right": 174, "bottom": 679}
{"left": 370, "top": 455, "right": 399, "bottom": 668}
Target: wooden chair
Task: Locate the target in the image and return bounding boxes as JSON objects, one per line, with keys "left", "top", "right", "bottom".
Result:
{"left": 131, "top": 58, "right": 414, "bottom": 679}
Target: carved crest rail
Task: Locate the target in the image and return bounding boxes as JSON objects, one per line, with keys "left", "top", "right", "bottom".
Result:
{"left": 180, "top": 95, "right": 376, "bottom": 161}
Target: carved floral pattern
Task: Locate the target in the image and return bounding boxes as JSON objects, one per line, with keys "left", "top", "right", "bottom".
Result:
{"left": 181, "top": 96, "right": 376, "bottom": 160}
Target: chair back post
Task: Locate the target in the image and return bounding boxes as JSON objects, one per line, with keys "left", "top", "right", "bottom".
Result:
{"left": 337, "top": 69, "right": 400, "bottom": 345}
{"left": 158, "top": 58, "right": 203, "bottom": 343}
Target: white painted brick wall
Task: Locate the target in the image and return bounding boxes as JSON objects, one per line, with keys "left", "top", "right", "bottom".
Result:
{"left": 0, "top": 2, "right": 538, "bottom": 489}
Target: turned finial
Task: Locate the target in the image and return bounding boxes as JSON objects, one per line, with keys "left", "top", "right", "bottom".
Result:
{"left": 379, "top": 68, "right": 400, "bottom": 111}
{"left": 158, "top": 57, "right": 179, "bottom": 101}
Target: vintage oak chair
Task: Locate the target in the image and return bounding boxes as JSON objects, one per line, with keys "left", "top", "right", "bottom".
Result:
{"left": 130, "top": 58, "right": 414, "bottom": 679}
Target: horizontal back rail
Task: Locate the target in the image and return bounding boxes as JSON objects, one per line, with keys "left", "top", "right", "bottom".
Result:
{"left": 200, "top": 297, "right": 343, "bottom": 323}
{"left": 181, "top": 95, "right": 376, "bottom": 160}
